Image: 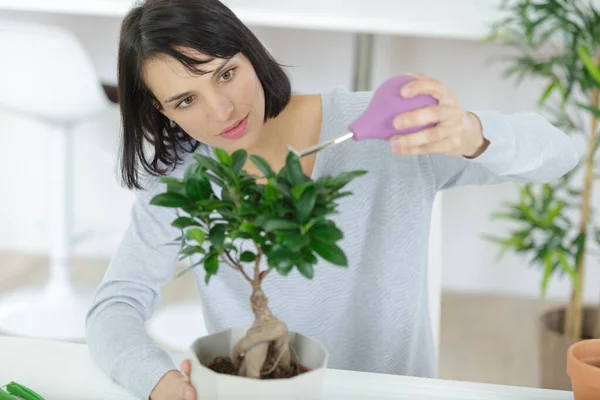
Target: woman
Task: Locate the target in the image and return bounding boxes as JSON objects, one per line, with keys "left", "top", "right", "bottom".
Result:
{"left": 85, "top": 0, "right": 579, "bottom": 399}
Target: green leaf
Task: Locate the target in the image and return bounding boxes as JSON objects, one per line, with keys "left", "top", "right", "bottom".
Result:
{"left": 150, "top": 193, "right": 189, "bottom": 208}
{"left": 266, "top": 244, "right": 294, "bottom": 267}
{"left": 263, "top": 219, "right": 299, "bottom": 232}
{"left": 291, "top": 181, "right": 313, "bottom": 200}
{"left": 186, "top": 228, "right": 206, "bottom": 245}
{"left": 240, "top": 221, "right": 259, "bottom": 234}
{"left": 179, "top": 245, "right": 204, "bottom": 258}
{"left": 186, "top": 176, "right": 212, "bottom": 200}
{"left": 240, "top": 251, "right": 257, "bottom": 262}
{"left": 230, "top": 149, "right": 248, "bottom": 173}
{"left": 310, "top": 222, "right": 343, "bottom": 242}
{"left": 544, "top": 201, "right": 564, "bottom": 225}
{"left": 556, "top": 250, "right": 579, "bottom": 291}
{"left": 184, "top": 163, "right": 200, "bottom": 180}
{"left": 541, "top": 251, "right": 555, "bottom": 297}
{"left": 311, "top": 240, "right": 348, "bottom": 266}
{"left": 279, "top": 231, "right": 311, "bottom": 252}
{"left": 576, "top": 44, "right": 600, "bottom": 84}
{"left": 576, "top": 102, "right": 600, "bottom": 119}
{"left": 276, "top": 262, "right": 295, "bottom": 276}
{"left": 172, "top": 216, "right": 199, "bottom": 229}
{"left": 209, "top": 224, "right": 227, "bottom": 249}
{"left": 573, "top": 233, "right": 586, "bottom": 269}
{"left": 538, "top": 80, "right": 558, "bottom": 106}
{"left": 214, "top": 148, "right": 232, "bottom": 166}
{"left": 265, "top": 178, "right": 280, "bottom": 201}
{"left": 159, "top": 177, "right": 187, "bottom": 196}
{"left": 296, "top": 262, "right": 314, "bottom": 279}
{"left": 249, "top": 154, "right": 275, "bottom": 178}
{"left": 297, "top": 184, "right": 317, "bottom": 223}
{"left": 204, "top": 254, "right": 219, "bottom": 283}
{"left": 285, "top": 151, "right": 307, "bottom": 185}
{"left": 193, "top": 154, "right": 235, "bottom": 184}
{"left": 322, "top": 170, "right": 368, "bottom": 191}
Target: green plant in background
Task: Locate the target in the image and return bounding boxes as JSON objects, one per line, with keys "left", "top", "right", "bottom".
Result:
{"left": 149, "top": 148, "right": 366, "bottom": 377}
{"left": 483, "top": 0, "right": 600, "bottom": 340}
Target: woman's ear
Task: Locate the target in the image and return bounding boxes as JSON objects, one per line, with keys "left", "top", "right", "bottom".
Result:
{"left": 152, "top": 100, "right": 166, "bottom": 115}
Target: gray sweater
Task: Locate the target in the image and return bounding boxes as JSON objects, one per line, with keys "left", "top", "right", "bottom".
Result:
{"left": 85, "top": 87, "right": 579, "bottom": 399}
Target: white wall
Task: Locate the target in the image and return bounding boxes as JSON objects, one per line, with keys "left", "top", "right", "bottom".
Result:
{"left": 1, "top": 9, "right": 599, "bottom": 307}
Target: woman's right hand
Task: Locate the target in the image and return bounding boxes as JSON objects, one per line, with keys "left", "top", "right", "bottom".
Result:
{"left": 150, "top": 359, "right": 197, "bottom": 400}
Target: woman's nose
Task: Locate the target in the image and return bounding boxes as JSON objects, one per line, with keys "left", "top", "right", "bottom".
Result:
{"left": 206, "top": 93, "right": 233, "bottom": 121}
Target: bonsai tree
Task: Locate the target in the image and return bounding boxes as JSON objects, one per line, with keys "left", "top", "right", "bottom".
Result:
{"left": 149, "top": 148, "right": 366, "bottom": 378}
{"left": 483, "top": 0, "right": 600, "bottom": 340}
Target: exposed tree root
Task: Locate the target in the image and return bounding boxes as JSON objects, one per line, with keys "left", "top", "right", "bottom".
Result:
{"left": 230, "top": 287, "right": 292, "bottom": 378}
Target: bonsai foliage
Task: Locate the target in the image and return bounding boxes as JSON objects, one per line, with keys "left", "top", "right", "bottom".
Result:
{"left": 483, "top": 0, "right": 600, "bottom": 340}
{"left": 150, "top": 148, "right": 366, "bottom": 377}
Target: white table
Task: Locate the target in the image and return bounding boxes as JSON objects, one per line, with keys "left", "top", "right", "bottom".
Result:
{"left": 0, "top": 335, "right": 574, "bottom": 400}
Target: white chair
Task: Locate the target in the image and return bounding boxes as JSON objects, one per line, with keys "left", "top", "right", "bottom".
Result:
{"left": 0, "top": 19, "right": 115, "bottom": 342}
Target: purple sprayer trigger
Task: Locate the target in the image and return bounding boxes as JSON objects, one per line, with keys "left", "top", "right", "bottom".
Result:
{"left": 348, "top": 74, "right": 439, "bottom": 141}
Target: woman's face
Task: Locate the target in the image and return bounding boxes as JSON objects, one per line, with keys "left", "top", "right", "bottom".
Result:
{"left": 143, "top": 50, "right": 266, "bottom": 152}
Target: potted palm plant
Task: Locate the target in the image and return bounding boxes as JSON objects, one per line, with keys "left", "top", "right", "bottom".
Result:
{"left": 149, "top": 148, "right": 366, "bottom": 399}
{"left": 482, "top": 0, "right": 600, "bottom": 393}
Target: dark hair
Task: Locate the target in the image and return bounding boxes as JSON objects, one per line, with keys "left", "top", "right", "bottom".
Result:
{"left": 117, "top": 0, "right": 291, "bottom": 190}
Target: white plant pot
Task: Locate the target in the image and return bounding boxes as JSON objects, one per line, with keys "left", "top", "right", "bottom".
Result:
{"left": 188, "top": 326, "right": 329, "bottom": 399}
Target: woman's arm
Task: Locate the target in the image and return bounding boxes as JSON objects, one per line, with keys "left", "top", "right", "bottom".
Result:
{"left": 429, "top": 109, "right": 580, "bottom": 191}
{"left": 386, "top": 73, "right": 579, "bottom": 190}
{"left": 85, "top": 177, "right": 182, "bottom": 400}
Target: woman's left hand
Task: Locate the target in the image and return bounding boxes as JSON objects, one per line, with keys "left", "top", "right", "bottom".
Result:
{"left": 389, "top": 73, "right": 488, "bottom": 158}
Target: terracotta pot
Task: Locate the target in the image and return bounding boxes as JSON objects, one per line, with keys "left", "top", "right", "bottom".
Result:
{"left": 188, "top": 326, "right": 329, "bottom": 400}
{"left": 567, "top": 339, "right": 600, "bottom": 400}
{"left": 539, "top": 307, "right": 598, "bottom": 390}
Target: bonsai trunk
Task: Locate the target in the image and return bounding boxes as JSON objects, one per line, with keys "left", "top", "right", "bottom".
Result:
{"left": 230, "top": 283, "right": 292, "bottom": 378}
{"left": 221, "top": 249, "right": 294, "bottom": 378}
{"left": 565, "top": 87, "right": 599, "bottom": 340}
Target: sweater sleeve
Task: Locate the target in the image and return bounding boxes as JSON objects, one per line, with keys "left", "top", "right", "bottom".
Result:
{"left": 429, "top": 110, "right": 580, "bottom": 191}
{"left": 85, "top": 176, "right": 182, "bottom": 400}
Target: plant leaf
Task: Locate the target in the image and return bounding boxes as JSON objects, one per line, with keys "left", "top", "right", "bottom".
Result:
{"left": 263, "top": 219, "right": 299, "bottom": 232}
{"left": 265, "top": 178, "right": 280, "bottom": 201}
{"left": 159, "top": 177, "right": 187, "bottom": 196}
{"left": 249, "top": 154, "right": 275, "bottom": 178}
{"left": 214, "top": 148, "right": 232, "bottom": 166}
{"left": 576, "top": 102, "right": 600, "bottom": 119}
{"left": 310, "top": 222, "right": 343, "bottom": 242}
{"left": 311, "top": 240, "right": 348, "bottom": 266}
{"left": 150, "top": 193, "right": 189, "bottom": 208}
{"left": 240, "top": 251, "right": 257, "bottom": 262}
{"left": 556, "top": 249, "right": 579, "bottom": 292}
{"left": 266, "top": 244, "right": 294, "bottom": 267}
{"left": 186, "top": 176, "right": 212, "bottom": 201}
{"left": 172, "top": 217, "right": 200, "bottom": 229}
{"left": 285, "top": 151, "right": 307, "bottom": 186}
{"left": 297, "top": 184, "right": 317, "bottom": 223}
{"left": 179, "top": 245, "right": 204, "bottom": 258}
{"left": 541, "top": 251, "right": 555, "bottom": 297}
{"left": 186, "top": 228, "right": 206, "bottom": 245}
{"left": 576, "top": 44, "right": 600, "bottom": 84}
{"left": 279, "top": 231, "right": 311, "bottom": 252}
{"left": 230, "top": 149, "right": 248, "bottom": 173}
{"left": 296, "top": 262, "right": 314, "bottom": 279}
{"left": 209, "top": 224, "right": 227, "bottom": 249}
{"left": 204, "top": 254, "right": 219, "bottom": 283}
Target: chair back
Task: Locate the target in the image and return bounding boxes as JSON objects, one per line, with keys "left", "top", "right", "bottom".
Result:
{"left": 0, "top": 19, "right": 110, "bottom": 123}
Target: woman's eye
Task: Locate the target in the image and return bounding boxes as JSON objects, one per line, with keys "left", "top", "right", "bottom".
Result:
{"left": 177, "top": 96, "right": 195, "bottom": 109}
{"left": 220, "top": 68, "right": 236, "bottom": 82}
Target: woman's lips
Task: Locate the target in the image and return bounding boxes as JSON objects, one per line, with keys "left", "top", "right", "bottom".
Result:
{"left": 220, "top": 116, "right": 248, "bottom": 139}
